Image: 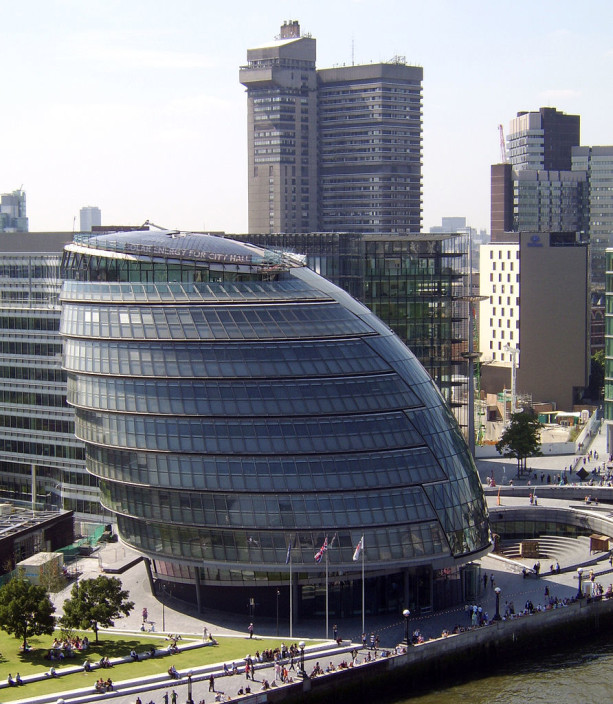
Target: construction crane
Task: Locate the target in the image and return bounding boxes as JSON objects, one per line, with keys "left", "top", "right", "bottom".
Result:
{"left": 498, "top": 124, "right": 508, "bottom": 163}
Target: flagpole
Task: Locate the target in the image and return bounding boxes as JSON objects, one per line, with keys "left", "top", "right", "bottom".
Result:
{"left": 325, "top": 548, "right": 329, "bottom": 640}
{"left": 289, "top": 543, "right": 293, "bottom": 639}
{"left": 361, "top": 538, "right": 365, "bottom": 636}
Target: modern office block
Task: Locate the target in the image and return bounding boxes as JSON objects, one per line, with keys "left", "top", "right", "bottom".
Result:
{"left": 490, "top": 164, "right": 514, "bottom": 241}
{"left": 514, "top": 170, "right": 587, "bottom": 234}
{"left": 79, "top": 207, "right": 102, "bottom": 233}
{"left": 231, "top": 231, "right": 468, "bottom": 427}
{"left": 239, "top": 21, "right": 318, "bottom": 234}
{"left": 241, "top": 22, "right": 423, "bottom": 235}
{"left": 573, "top": 146, "right": 613, "bottom": 291}
{"left": 60, "top": 229, "right": 490, "bottom": 617}
{"left": 0, "top": 232, "right": 98, "bottom": 518}
{"left": 480, "top": 232, "right": 589, "bottom": 410}
{"left": 508, "top": 107, "right": 580, "bottom": 173}
{"left": 318, "top": 62, "right": 423, "bottom": 234}
{"left": 0, "top": 190, "right": 28, "bottom": 233}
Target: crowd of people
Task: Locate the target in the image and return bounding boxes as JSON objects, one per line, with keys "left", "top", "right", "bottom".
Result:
{"left": 46, "top": 635, "right": 89, "bottom": 661}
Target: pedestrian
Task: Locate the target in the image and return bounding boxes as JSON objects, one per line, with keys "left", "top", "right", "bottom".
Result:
{"left": 333, "top": 624, "right": 338, "bottom": 641}
{"left": 209, "top": 674, "right": 215, "bottom": 692}
{"left": 490, "top": 574, "right": 495, "bottom": 588}
{"left": 142, "top": 607, "right": 148, "bottom": 623}
{"left": 163, "top": 692, "right": 169, "bottom": 704}
{"left": 248, "top": 622, "right": 254, "bottom": 639}
{"left": 483, "top": 574, "right": 487, "bottom": 589}
{"left": 171, "top": 690, "right": 177, "bottom": 704}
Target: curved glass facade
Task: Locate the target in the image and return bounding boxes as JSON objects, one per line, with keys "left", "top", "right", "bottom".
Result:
{"left": 60, "top": 230, "right": 490, "bottom": 616}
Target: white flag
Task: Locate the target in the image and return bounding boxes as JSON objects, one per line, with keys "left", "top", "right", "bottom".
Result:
{"left": 353, "top": 536, "right": 364, "bottom": 561}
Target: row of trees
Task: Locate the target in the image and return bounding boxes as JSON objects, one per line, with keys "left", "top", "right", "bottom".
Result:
{"left": 0, "top": 575, "right": 134, "bottom": 649}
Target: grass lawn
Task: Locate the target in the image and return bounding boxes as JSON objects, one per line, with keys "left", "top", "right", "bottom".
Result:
{"left": 0, "top": 631, "right": 303, "bottom": 701}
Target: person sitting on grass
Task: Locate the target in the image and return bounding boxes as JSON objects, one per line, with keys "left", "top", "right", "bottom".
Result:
{"left": 47, "top": 666, "right": 58, "bottom": 678}
{"left": 131, "top": 648, "right": 139, "bottom": 661}
{"left": 15, "top": 673, "right": 23, "bottom": 686}
{"left": 83, "top": 659, "right": 92, "bottom": 672}
{"left": 7, "top": 673, "right": 14, "bottom": 686}
{"left": 105, "top": 677, "right": 113, "bottom": 691}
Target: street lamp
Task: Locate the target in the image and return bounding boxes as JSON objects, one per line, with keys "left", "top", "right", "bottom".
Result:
{"left": 186, "top": 669, "right": 193, "bottom": 704}
{"left": 577, "top": 567, "right": 584, "bottom": 599}
{"left": 402, "top": 608, "right": 411, "bottom": 645}
{"left": 299, "top": 640, "right": 307, "bottom": 679}
{"left": 276, "top": 589, "right": 280, "bottom": 637}
{"left": 493, "top": 586, "right": 502, "bottom": 621}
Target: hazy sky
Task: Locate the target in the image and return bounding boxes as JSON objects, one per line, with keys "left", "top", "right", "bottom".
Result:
{"left": 2, "top": 0, "right": 613, "bottom": 234}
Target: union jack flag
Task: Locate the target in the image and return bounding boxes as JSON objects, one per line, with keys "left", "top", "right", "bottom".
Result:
{"left": 314, "top": 536, "right": 328, "bottom": 563}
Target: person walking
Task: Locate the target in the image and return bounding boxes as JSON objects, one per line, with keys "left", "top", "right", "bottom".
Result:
{"left": 209, "top": 674, "right": 215, "bottom": 691}
{"left": 248, "top": 622, "right": 254, "bottom": 639}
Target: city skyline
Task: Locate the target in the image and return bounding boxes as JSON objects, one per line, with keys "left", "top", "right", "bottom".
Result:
{"left": 2, "top": 0, "right": 613, "bottom": 234}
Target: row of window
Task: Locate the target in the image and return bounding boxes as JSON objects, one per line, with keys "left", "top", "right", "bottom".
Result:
{"left": 0, "top": 366, "right": 65, "bottom": 382}
{"left": 63, "top": 337, "right": 391, "bottom": 378}
{"left": 101, "top": 482, "right": 437, "bottom": 530}
{"left": 67, "top": 373, "right": 420, "bottom": 417}
{"left": 0, "top": 315, "right": 58, "bottom": 331}
{"left": 61, "top": 302, "right": 370, "bottom": 341}
{"left": 0, "top": 341, "right": 62, "bottom": 357}
{"left": 61, "top": 279, "right": 324, "bottom": 305}
{"left": 87, "top": 445, "right": 448, "bottom": 492}
{"left": 75, "top": 409, "right": 425, "bottom": 455}
{"left": 118, "top": 516, "right": 449, "bottom": 566}
{"left": 0, "top": 414, "right": 73, "bottom": 434}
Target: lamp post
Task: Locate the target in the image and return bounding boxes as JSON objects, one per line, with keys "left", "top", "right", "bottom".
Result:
{"left": 276, "top": 589, "right": 280, "bottom": 637}
{"left": 493, "top": 586, "right": 502, "bottom": 621}
{"left": 402, "top": 608, "right": 411, "bottom": 645}
{"left": 577, "top": 567, "right": 584, "bottom": 599}
{"left": 186, "top": 669, "right": 193, "bottom": 704}
{"left": 299, "top": 640, "right": 307, "bottom": 679}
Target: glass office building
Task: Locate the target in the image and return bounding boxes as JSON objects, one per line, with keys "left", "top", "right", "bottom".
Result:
{"left": 0, "top": 233, "right": 98, "bottom": 518}
{"left": 231, "top": 231, "right": 469, "bottom": 430}
{"left": 60, "top": 230, "right": 490, "bottom": 617}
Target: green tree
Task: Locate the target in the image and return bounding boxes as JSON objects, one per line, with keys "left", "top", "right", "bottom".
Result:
{"left": 61, "top": 576, "right": 134, "bottom": 643}
{"left": 496, "top": 410, "right": 543, "bottom": 477}
{"left": 0, "top": 576, "right": 56, "bottom": 649}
